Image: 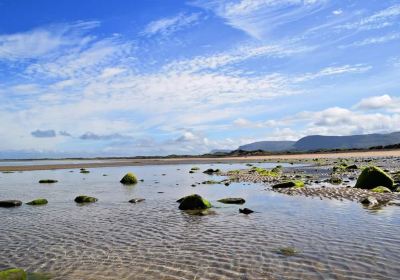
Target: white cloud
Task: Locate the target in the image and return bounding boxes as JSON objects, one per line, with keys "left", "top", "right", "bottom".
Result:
{"left": 0, "top": 21, "right": 99, "bottom": 60}
{"left": 141, "top": 13, "right": 201, "bottom": 36}
{"left": 354, "top": 94, "right": 400, "bottom": 112}
{"left": 193, "top": 0, "right": 329, "bottom": 39}
{"left": 293, "top": 64, "right": 372, "bottom": 82}
{"left": 332, "top": 9, "right": 343, "bottom": 15}
{"left": 340, "top": 33, "right": 400, "bottom": 48}
{"left": 338, "top": 4, "right": 400, "bottom": 31}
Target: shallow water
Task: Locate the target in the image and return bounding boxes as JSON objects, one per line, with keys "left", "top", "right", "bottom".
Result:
{"left": 0, "top": 162, "right": 399, "bottom": 279}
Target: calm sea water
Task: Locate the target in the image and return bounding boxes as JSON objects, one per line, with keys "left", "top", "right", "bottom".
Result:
{"left": 0, "top": 162, "right": 399, "bottom": 279}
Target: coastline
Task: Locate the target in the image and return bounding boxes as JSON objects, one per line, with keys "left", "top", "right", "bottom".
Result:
{"left": 1, "top": 149, "right": 400, "bottom": 172}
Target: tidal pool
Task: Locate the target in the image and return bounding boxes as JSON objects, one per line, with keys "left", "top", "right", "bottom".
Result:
{"left": 0, "top": 162, "right": 399, "bottom": 279}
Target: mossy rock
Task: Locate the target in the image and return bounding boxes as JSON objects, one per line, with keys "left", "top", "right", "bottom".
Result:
{"left": 26, "top": 198, "right": 48, "bottom": 205}
{"left": 177, "top": 194, "right": 211, "bottom": 210}
{"left": 275, "top": 247, "right": 300, "bottom": 256}
{"left": 217, "top": 198, "right": 245, "bottom": 204}
{"left": 346, "top": 164, "right": 358, "bottom": 170}
{"left": 0, "top": 268, "right": 27, "bottom": 280}
{"left": 272, "top": 181, "right": 304, "bottom": 189}
{"left": 120, "top": 173, "right": 138, "bottom": 184}
{"left": 203, "top": 168, "right": 220, "bottom": 175}
{"left": 80, "top": 170, "right": 90, "bottom": 174}
{"left": 74, "top": 195, "right": 98, "bottom": 203}
{"left": 190, "top": 167, "right": 200, "bottom": 171}
{"left": 330, "top": 177, "right": 342, "bottom": 185}
{"left": 355, "top": 166, "right": 394, "bottom": 190}
{"left": 371, "top": 186, "right": 392, "bottom": 193}
{"left": 38, "top": 179, "right": 58, "bottom": 184}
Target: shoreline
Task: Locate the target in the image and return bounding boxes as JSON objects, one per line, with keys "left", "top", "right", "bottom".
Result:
{"left": 1, "top": 150, "right": 400, "bottom": 172}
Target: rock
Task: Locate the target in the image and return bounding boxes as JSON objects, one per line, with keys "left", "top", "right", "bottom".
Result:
{"left": 330, "top": 177, "right": 342, "bottom": 185}
{"left": 120, "top": 173, "right": 138, "bottom": 185}
{"left": 0, "top": 268, "right": 27, "bottom": 280}
{"left": 239, "top": 208, "right": 254, "bottom": 214}
{"left": 346, "top": 164, "right": 358, "bottom": 170}
{"left": 272, "top": 181, "right": 304, "bottom": 189}
{"left": 0, "top": 200, "right": 22, "bottom": 208}
{"left": 371, "top": 186, "right": 392, "bottom": 193}
{"left": 359, "top": 196, "right": 379, "bottom": 207}
{"left": 387, "top": 200, "right": 400, "bottom": 206}
{"left": 26, "top": 198, "right": 48, "bottom": 205}
{"left": 177, "top": 194, "right": 211, "bottom": 210}
{"left": 217, "top": 198, "right": 245, "bottom": 204}
{"left": 38, "top": 179, "right": 58, "bottom": 184}
{"left": 74, "top": 195, "right": 98, "bottom": 203}
{"left": 80, "top": 170, "right": 90, "bottom": 174}
{"left": 203, "top": 168, "right": 220, "bottom": 175}
{"left": 355, "top": 166, "right": 394, "bottom": 190}
{"left": 190, "top": 167, "right": 200, "bottom": 171}
{"left": 128, "top": 198, "right": 145, "bottom": 203}
{"left": 275, "top": 247, "right": 299, "bottom": 256}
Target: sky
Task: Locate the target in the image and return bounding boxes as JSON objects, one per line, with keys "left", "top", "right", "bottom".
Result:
{"left": 0, "top": 0, "right": 400, "bottom": 158}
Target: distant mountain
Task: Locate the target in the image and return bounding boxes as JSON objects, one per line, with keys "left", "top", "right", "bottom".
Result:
{"left": 294, "top": 132, "right": 400, "bottom": 151}
{"left": 238, "top": 141, "right": 296, "bottom": 152}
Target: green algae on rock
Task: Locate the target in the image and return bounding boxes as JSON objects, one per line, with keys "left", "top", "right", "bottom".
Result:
{"left": 26, "top": 198, "right": 48, "bottom": 205}
{"left": 74, "top": 195, "right": 98, "bottom": 203}
{"left": 217, "top": 198, "right": 245, "bottom": 204}
{"left": 355, "top": 166, "right": 394, "bottom": 190}
{"left": 177, "top": 194, "right": 211, "bottom": 210}
{"left": 371, "top": 186, "right": 392, "bottom": 193}
{"left": 272, "top": 180, "right": 304, "bottom": 189}
{"left": 275, "top": 247, "right": 300, "bottom": 257}
{"left": 120, "top": 172, "right": 138, "bottom": 185}
{"left": 0, "top": 268, "right": 27, "bottom": 280}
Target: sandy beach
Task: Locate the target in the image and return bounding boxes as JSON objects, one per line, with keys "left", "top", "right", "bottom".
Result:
{"left": 1, "top": 149, "right": 399, "bottom": 172}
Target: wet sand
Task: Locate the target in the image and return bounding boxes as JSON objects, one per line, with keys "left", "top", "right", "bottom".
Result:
{"left": 1, "top": 149, "right": 400, "bottom": 171}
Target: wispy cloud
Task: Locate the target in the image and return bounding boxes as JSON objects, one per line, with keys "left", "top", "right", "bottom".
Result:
{"left": 31, "top": 129, "right": 57, "bottom": 138}
{"left": 141, "top": 12, "right": 201, "bottom": 37}
{"left": 340, "top": 33, "right": 400, "bottom": 48}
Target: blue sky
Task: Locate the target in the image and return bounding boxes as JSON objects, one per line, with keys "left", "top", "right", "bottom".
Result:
{"left": 0, "top": 0, "right": 400, "bottom": 158}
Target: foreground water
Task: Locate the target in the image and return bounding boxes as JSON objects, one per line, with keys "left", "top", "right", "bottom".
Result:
{"left": 0, "top": 162, "right": 399, "bottom": 279}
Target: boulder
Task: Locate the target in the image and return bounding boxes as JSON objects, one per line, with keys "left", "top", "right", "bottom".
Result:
{"left": 272, "top": 181, "right": 304, "bottom": 189}
{"left": 74, "top": 195, "right": 98, "bottom": 203}
{"left": 355, "top": 166, "right": 394, "bottom": 190}
{"left": 177, "top": 194, "right": 211, "bottom": 210}
{"left": 26, "top": 198, "right": 48, "bottom": 205}
{"left": 217, "top": 198, "right": 245, "bottom": 204}
{"left": 371, "top": 186, "right": 392, "bottom": 193}
{"left": 0, "top": 268, "right": 27, "bottom": 280}
{"left": 120, "top": 173, "right": 138, "bottom": 185}
{"left": 38, "top": 179, "right": 58, "bottom": 184}
{"left": 0, "top": 200, "right": 22, "bottom": 208}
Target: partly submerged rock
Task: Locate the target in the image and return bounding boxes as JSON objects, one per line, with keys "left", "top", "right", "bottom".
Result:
{"left": 239, "top": 208, "right": 254, "bottom": 214}
{"left": 359, "top": 196, "right": 379, "bottom": 207}
{"left": 387, "top": 200, "right": 400, "bottom": 206}
{"left": 0, "top": 268, "right": 27, "bottom": 280}
{"left": 355, "top": 166, "right": 394, "bottom": 190}
{"left": 371, "top": 186, "right": 392, "bottom": 193}
{"left": 128, "top": 198, "right": 145, "bottom": 203}
{"left": 120, "top": 173, "right": 138, "bottom": 185}
{"left": 80, "top": 170, "right": 90, "bottom": 174}
{"left": 217, "top": 198, "right": 245, "bottom": 204}
{"left": 177, "top": 194, "right": 211, "bottom": 210}
{"left": 26, "top": 198, "right": 48, "bottom": 205}
{"left": 0, "top": 200, "right": 22, "bottom": 208}
{"left": 203, "top": 168, "right": 220, "bottom": 175}
{"left": 275, "top": 247, "right": 300, "bottom": 257}
{"left": 329, "top": 177, "right": 342, "bottom": 185}
{"left": 272, "top": 181, "right": 304, "bottom": 189}
{"left": 74, "top": 195, "right": 98, "bottom": 203}
{"left": 38, "top": 179, "right": 58, "bottom": 184}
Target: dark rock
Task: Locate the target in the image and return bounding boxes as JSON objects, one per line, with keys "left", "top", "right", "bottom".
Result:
{"left": 203, "top": 168, "right": 220, "bottom": 175}
{"left": 38, "top": 179, "right": 58, "bottom": 184}
{"left": 128, "top": 198, "right": 145, "bottom": 203}
{"left": 218, "top": 198, "right": 245, "bottom": 204}
{"left": 272, "top": 181, "right": 304, "bottom": 189}
{"left": 239, "top": 208, "right": 254, "bottom": 214}
{"left": 177, "top": 194, "right": 211, "bottom": 210}
{"left": 359, "top": 196, "right": 379, "bottom": 207}
{"left": 0, "top": 200, "right": 22, "bottom": 208}
{"left": 74, "top": 195, "right": 98, "bottom": 203}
